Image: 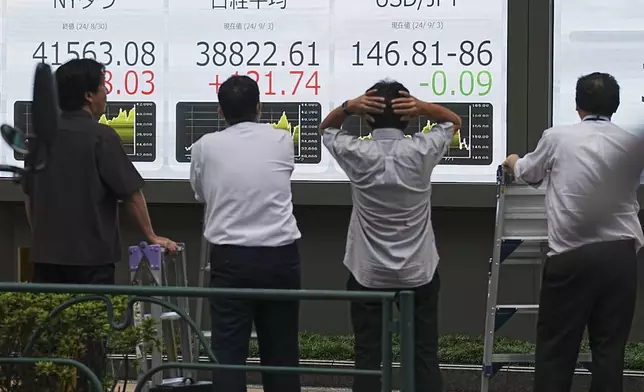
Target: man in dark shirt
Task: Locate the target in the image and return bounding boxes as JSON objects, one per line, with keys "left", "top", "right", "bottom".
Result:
{"left": 22, "top": 58, "right": 177, "bottom": 391}
{"left": 22, "top": 58, "right": 177, "bottom": 283}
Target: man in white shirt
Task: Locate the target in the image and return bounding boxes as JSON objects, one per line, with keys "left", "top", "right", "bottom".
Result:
{"left": 190, "top": 75, "right": 302, "bottom": 392}
{"left": 320, "top": 80, "right": 461, "bottom": 392}
{"left": 504, "top": 72, "right": 644, "bottom": 392}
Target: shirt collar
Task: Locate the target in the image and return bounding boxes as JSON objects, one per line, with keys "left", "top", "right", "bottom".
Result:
{"left": 581, "top": 114, "right": 610, "bottom": 122}
{"left": 61, "top": 109, "right": 95, "bottom": 120}
{"left": 224, "top": 121, "right": 258, "bottom": 131}
{"left": 371, "top": 128, "right": 406, "bottom": 140}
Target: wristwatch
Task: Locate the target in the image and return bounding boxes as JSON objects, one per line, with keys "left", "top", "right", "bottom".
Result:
{"left": 342, "top": 100, "right": 352, "bottom": 117}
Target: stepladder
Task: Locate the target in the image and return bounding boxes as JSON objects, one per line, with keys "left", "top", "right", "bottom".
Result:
{"left": 480, "top": 166, "right": 592, "bottom": 392}
{"left": 128, "top": 242, "right": 212, "bottom": 391}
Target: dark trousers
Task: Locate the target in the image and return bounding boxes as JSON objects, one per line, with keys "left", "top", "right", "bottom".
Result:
{"left": 32, "top": 263, "right": 116, "bottom": 286}
{"left": 534, "top": 239, "right": 638, "bottom": 392}
{"left": 32, "top": 263, "right": 115, "bottom": 392}
{"left": 347, "top": 272, "right": 442, "bottom": 392}
{"left": 208, "top": 242, "right": 301, "bottom": 392}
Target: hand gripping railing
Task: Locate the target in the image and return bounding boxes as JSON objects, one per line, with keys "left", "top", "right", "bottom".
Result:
{"left": 496, "top": 164, "right": 516, "bottom": 188}
{"left": 0, "top": 283, "right": 416, "bottom": 392}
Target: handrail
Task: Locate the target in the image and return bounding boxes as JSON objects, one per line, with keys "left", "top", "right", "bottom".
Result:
{"left": 0, "top": 282, "right": 398, "bottom": 300}
{"left": 0, "top": 283, "right": 415, "bottom": 392}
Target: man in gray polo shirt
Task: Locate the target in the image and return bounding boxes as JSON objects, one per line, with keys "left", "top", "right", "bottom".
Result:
{"left": 320, "top": 80, "right": 461, "bottom": 392}
{"left": 504, "top": 72, "right": 644, "bottom": 392}
{"left": 189, "top": 75, "right": 302, "bottom": 392}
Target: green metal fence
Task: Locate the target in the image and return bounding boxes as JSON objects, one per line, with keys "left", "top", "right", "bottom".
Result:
{"left": 0, "top": 283, "right": 415, "bottom": 392}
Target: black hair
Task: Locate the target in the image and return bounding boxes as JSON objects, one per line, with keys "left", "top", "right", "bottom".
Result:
{"left": 218, "top": 75, "right": 260, "bottom": 125}
{"left": 55, "top": 58, "right": 105, "bottom": 112}
{"left": 575, "top": 72, "right": 620, "bottom": 117}
{"left": 365, "top": 79, "right": 409, "bottom": 130}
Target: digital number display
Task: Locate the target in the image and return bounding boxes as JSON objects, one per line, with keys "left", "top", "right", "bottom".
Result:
{"left": 332, "top": 0, "right": 507, "bottom": 181}
{"left": 1, "top": 0, "right": 165, "bottom": 175}
{"left": 0, "top": 0, "right": 508, "bottom": 183}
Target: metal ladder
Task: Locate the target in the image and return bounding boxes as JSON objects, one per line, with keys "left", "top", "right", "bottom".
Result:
{"left": 193, "top": 224, "right": 257, "bottom": 362}
{"left": 480, "top": 166, "right": 592, "bottom": 392}
{"left": 128, "top": 242, "right": 211, "bottom": 391}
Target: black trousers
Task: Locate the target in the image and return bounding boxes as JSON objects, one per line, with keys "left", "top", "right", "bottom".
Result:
{"left": 347, "top": 272, "right": 442, "bottom": 392}
{"left": 32, "top": 263, "right": 115, "bottom": 392}
{"left": 32, "top": 263, "right": 116, "bottom": 285}
{"left": 209, "top": 242, "right": 301, "bottom": 392}
{"left": 534, "top": 239, "right": 638, "bottom": 392}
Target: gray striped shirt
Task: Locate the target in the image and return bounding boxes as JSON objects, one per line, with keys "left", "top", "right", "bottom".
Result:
{"left": 323, "top": 123, "right": 454, "bottom": 288}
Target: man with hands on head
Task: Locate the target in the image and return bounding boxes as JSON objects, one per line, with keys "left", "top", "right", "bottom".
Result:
{"left": 320, "top": 80, "right": 461, "bottom": 392}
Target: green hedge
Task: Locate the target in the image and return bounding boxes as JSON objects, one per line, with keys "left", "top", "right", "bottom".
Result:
{"left": 0, "top": 292, "right": 156, "bottom": 392}
{"left": 245, "top": 333, "right": 644, "bottom": 371}
{"left": 1, "top": 291, "right": 643, "bottom": 392}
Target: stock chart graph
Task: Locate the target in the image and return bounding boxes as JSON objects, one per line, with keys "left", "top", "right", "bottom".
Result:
{"left": 12, "top": 101, "right": 156, "bottom": 162}
{"left": 99, "top": 108, "right": 136, "bottom": 148}
{"left": 175, "top": 101, "right": 322, "bottom": 164}
{"left": 341, "top": 102, "right": 493, "bottom": 165}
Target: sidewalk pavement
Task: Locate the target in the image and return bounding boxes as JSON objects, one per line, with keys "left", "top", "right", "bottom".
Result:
{"left": 118, "top": 383, "right": 350, "bottom": 392}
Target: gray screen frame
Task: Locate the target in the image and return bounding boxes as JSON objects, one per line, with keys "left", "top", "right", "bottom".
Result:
{"left": 0, "top": 0, "right": 554, "bottom": 207}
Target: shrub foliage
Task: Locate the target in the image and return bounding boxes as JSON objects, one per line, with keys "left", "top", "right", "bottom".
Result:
{"left": 0, "top": 292, "right": 642, "bottom": 392}
{"left": 0, "top": 293, "right": 155, "bottom": 392}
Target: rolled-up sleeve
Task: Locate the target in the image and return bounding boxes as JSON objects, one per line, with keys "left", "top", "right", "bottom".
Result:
{"left": 96, "top": 129, "right": 145, "bottom": 200}
{"left": 322, "top": 128, "right": 360, "bottom": 156}
{"left": 514, "top": 130, "right": 555, "bottom": 185}
{"left": 189, "top": 141, "right": 204, "bottom": 202}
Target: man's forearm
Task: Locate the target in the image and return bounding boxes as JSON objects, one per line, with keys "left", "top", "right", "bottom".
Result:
{"left": 319, "top": 105, "right": 346, "bottom": 134}
{"left": 421, "top": 102, "right": 462, "bottom": 132}
{"left": 124, "top": 189, "right": 156, "bottom": 241}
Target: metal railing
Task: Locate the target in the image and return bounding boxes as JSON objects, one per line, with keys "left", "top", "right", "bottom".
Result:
{"left": 0, "top": 283, "right": 415, "bottom": 392}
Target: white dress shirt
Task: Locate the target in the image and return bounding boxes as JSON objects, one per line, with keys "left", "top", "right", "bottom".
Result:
{"left": 514, "top": 115, "right": 644, "bottom": 256}
{"left": 190, "top": 121, "right": 301, "bottom": 247}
